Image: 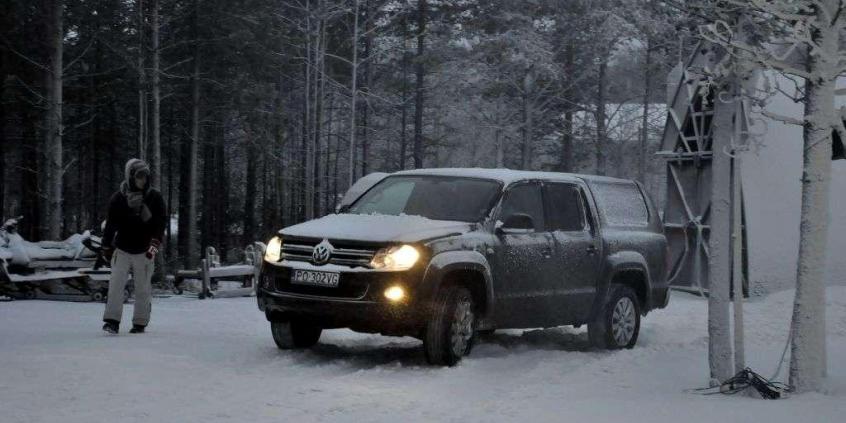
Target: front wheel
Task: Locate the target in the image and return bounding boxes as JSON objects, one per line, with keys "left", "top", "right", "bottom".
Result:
{"left": 423, "top": 286, "right": 476, "bottom": 366}
{"left": 588, "top": 285, "right": 641, "bottom": 349}
{"left": 271, "top": 319, "right": 322, "bottom": 349}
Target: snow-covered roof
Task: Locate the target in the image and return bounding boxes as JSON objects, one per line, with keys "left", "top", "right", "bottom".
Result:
{"left": 392, "top": 167, "right": 631, "bottom": 186}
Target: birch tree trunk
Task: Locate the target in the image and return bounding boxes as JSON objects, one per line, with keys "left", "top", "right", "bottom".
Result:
{"left": 347, "top": 0, "right": 359, "bottom": 186}
{"left": 494, "top": 129, "right": 503, "bottom": 168}
{"left": 790, "top": 10, "right": 837, "bottom": 391}
{"left": 244, "top": 126, "right": 257, "bottom": 246}
{"left": 0, "top": 35, "right": 6, "bottom": 214}
{"left": 315, "top": 8, "right": 327, "bottom": 216}
{"left": 166, "top": 131, "right": 174, "bottom": 253}
{"left": 639, "top": 38, "right": 652, "bottom": 184}
{"left": 149, "top": 0, "right": 165, "bottom": 285}
{"left": 495, "top": 96, "right": 504, "bottom": 168}
{"left": 413, "top": 0, "right": 427, "bottom": 169}
{"left": 185, "top": 0, "right": 200, "bottom": 267}
{"left": 151, "top": 0, "right": 161, "bottom": 189}
{"left": 521, "top": 68, "right": 534, "bottom": 170}
{"left": 137, "top": 0, "right": 147, "bottom": 160}
{"left": 595, "top": 60, "right": 607, "bottom": 176}
{"left": 399, "top": 16, "right": 409, "bottom": 171}
{"left": 44, "top": 0, "right": 64, "bottom": 240}
{"left": 323, "top": 92, "right": 334, "bottom": 213}
{"left": 708, "top": 79, "right": 736, "bottom": 384}
{"left": 361, "top": 0, "right": 373, "bottom": 176}
{"left": 304, "top": 0, "right": 314, "bottom": 219}
{"left": 560, "top": 44, "right": 574, "bottom": 172}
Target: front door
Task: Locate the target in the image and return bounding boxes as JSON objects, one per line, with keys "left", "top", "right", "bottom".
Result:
{"left": 543, "top": 183, "right": 601, "bottom": 324}
{"left": 492, "top": 181, "right": 557, "bottom": 328}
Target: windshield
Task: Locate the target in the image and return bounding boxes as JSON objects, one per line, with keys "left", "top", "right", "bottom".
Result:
{"left": 347, "top": 176, "right": 502, "bottom": 222}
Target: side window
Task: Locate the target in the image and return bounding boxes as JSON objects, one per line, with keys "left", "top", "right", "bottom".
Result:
{"left": 591, "top": 182, "right": 649, "bottom": 226}
{"left": 545, "top": 184, "right": 586, "bottom": 232}
{"left": 499, "top": 183, "right": 545, "bottom": 232}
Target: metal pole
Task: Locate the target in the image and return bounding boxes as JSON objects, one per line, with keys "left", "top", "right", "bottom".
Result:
{"left": 731, "top": 100, "right": 745, "bottom": 373}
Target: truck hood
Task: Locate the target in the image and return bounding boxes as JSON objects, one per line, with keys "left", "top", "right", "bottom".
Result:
{"left": 279, "top": 213, "right": 473, "bottom": 243}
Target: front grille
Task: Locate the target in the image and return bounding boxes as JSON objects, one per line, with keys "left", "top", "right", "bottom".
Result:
{"left": 282, "top": 240, "right": 378, "bottom": 268}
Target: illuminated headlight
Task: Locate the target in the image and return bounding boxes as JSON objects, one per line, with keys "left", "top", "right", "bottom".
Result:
{"left": 384, "top": 286, "right": 406, "bottom": 302}
{"left": 370, "top": 245, "right": 420, "bottom": 270}
{"left": 265, "top": 236, "right": 283, "bottom": 262}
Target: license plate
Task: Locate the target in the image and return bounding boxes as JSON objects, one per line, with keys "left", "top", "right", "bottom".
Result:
{"left": 291, "top": 270, "right": 340, "bottom": 288}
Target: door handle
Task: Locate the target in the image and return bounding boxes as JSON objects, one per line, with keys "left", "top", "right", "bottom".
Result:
{"left": 586, "top": 245, "right": 598, "bottom": 255}
{"left": 541, "top": 248, "right": 553, "bottom": 258}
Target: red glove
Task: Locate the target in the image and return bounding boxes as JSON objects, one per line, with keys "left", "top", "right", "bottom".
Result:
{"left": 146, "top": 239, "right": 161, "bottom": 260}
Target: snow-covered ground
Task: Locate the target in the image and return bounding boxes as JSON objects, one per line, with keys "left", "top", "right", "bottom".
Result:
{"left": 2, "top": 288, "right": 846, "bottom": 423}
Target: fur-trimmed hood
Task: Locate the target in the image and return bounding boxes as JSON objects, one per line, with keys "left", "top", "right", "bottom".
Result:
{"left": 120, "top": 158, "right": 151, "bottom": 194}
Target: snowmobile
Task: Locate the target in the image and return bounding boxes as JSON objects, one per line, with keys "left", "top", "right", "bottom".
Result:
{"left": 0, "top": 217, "right": 130, "bottom": 302}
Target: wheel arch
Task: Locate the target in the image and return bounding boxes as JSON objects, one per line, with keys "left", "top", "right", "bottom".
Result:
{"left": 595, "top": 251, "right": 654, "bottom": 317}
{"left": 421, "top": 250, "right": 495, "bottom": 325}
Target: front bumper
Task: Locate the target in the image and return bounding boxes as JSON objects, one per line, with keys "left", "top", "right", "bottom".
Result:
{"left": 257, "top": 261, "right": 427, "bottom": 334}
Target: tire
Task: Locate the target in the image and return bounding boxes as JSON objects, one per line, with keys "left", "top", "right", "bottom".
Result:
{"left": 270, "top": 319, "right": 322, "bottom": 350}
{"left": 423, "top": 286, "right": 476, "bottom": 366}
{"left": 588, "top": 284, "right": 641, "bottom": 349}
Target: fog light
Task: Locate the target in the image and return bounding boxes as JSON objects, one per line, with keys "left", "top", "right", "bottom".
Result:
{"left": 384, "top": 286, "right": 405, "bottom": 302}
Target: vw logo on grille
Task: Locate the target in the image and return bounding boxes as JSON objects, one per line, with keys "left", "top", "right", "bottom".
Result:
{"left": 312, "top": 239, "right": 334, "bottom": 265}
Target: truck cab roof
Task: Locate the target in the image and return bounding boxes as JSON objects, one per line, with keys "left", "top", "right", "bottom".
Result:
{"left": 392, "top": 167, "right": 633, "bottom": 186}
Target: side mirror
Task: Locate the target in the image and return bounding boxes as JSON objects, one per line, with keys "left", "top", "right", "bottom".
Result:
{"left": 335, "top": 204, "right": 350, "bottom": 214}
{"left": 496, "top": 213, "right": 535, "bottom": 235}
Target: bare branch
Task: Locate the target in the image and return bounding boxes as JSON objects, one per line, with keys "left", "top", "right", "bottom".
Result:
{"left": 0, "top": 34, "right": 48, "bottom": 71}
{"left": 63, "top": 35, "right": 98, "bottom": 72}
{"left": 761, "top": 109, "right": 804, "bottom": 126}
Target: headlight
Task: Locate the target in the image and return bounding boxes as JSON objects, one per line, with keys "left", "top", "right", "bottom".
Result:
{"left": 265, "top": 236, "right": 283, "bottom": 262}
{"left": 370, "top": 245, "right": 420, "bottom": 270}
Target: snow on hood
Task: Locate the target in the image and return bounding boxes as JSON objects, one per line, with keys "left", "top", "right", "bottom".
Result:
{"left": 280, "top": 213, "right": 473, "bottom": 243}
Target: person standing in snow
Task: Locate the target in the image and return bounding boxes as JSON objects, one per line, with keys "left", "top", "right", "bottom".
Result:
{"left": 101, "top": 159, "right": 167, "bottom": 334}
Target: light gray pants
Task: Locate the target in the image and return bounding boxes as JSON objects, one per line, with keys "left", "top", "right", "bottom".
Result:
{"left": 103, "top": 249, "right": 153, "bottom": 326}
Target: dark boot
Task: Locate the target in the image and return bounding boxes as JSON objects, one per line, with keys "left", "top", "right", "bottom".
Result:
{"left": 129, "top": 324, "right": 146, "bottom": 334}
{"left": 102, "top": 319, "right": 119, "bottom": 334}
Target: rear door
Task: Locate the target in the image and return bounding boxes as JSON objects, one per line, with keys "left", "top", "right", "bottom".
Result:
{"left": 492, "top": 181, "right": 558, "bottom": 328}
{"left": 543, "top": 182, "right": 601, "bottom": 324}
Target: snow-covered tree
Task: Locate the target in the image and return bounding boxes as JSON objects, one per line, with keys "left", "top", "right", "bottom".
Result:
{"left": 700, "top": 0, "right": 846, "bottom": 392}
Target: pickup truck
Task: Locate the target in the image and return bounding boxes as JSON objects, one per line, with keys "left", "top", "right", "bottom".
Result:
{"left": 257, "top": 168, "right": 669, "bottom": 365}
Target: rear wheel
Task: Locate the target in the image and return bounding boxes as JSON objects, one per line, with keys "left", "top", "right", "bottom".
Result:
{"left": 588, "top": 284, "right": 641, "bottom": 349}
{"left": 271, "top": 319, "right": 322, "bottom": 349}
{"left": 423, "top": 286, "right": 476, "bottom": 366}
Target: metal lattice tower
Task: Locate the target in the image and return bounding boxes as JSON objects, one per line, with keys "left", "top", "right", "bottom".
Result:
{"left": 658, "top": 47, "right": 749, "bottom": 294}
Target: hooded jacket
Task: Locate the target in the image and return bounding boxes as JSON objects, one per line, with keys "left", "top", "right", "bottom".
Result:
{"left": 102, "top": 159, "right": 167, "bottom": 254}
